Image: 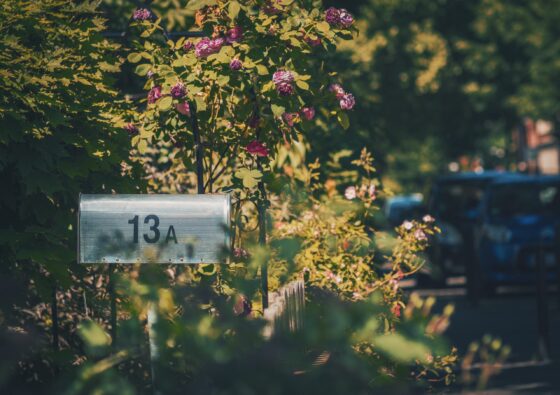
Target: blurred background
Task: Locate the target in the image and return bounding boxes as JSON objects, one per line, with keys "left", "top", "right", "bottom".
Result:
{"left": 317, "top": 0, "right": 560, "bottom": 392}
{"left": 2, "top": 0, "right": 560, "bottom": 393}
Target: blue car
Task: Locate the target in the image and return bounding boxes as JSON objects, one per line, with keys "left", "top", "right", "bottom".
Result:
{"left": 428, "top": 171, "right": 508, "bottom": 279}
{"left": 476, "top": 175, "right": 560, "bottom": 291}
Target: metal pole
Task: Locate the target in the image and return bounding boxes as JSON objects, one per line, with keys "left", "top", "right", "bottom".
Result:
{"left": 109, "top": 269, "right": 117, "bottom": 352}
{"left": 147, "top": 303, "right": 160, "bottom": 395}
{"left": 536, "top": 241, "right": 550, "bottom": 361}
{"left": 51, "top": 285, "right": 59, "bottom": 351}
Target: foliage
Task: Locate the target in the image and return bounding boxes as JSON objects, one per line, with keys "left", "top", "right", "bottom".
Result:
{"left": 0, "top": 0, "right": 140, "bottom": 390}
{"left": 0, "top": 1, "right": 462, "bottom": 394}
{"left": 62, "top": 148, "right": 457, "bottom": 394}
{"left": 126, "top": 0, "right": 358, "bottom": 200}
{"left": 308, "top": 0, "right": 560, "bottom": 192}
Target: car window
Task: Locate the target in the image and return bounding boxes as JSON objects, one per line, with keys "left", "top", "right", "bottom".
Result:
{"left": 489, "top": 183, "right": 560, "bottom": 217}
{"left": 433, "top": 181, "right": 488, "bottom": 219}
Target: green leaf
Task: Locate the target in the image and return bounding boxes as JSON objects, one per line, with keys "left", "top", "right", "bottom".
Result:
{"left": 186, "top": 0, "right": 218, "bottom": 12}
{"left": 271, "top": 104, "right": 285, "bottom": 117}
{"left": 158, "top": 96, "right": 173, "bottom": 111}
{"left": 295, "top": 80, "right": 309, "bottom": 90}
{"left": 215, "top": 51, "right": 231, "bottom": 64}
{"left": 138, "top": 140, "right": 148, "bottom": 154}
{"left": 229, "top": 1, "right": 241, "bottom": 20}
{"left": 235, "top": 168, "right": 263, "bottom": 189}
{"left": 316, "top": 21, "right": 331, "bottom": 34}
{"left": 172, "top": 57, "right": 188, "bottom": 67}
{"left": 261, "top": 81, "right": 275, "bottom": 92}
{"left": 217, "top": 75, "right": 230, "bottom": 86}
{"left": 127, "top": 52, "right": 142, "bottom": 63}
{"left": 135, "top": 64, "right": 151, "bottom": 76}
{"left": 195, "top": 96, "right": 207, "bottom": 112}
{"left": 337, "top": 112, "right": 350, "bottom": 130}
{"left": 78, "top": 320, "right": 111, "bottom": 356}
{"left": 375, "top": 333, "right": 431, "bottom": 364}
{"left": 256, "top": 65, "right": 269, "bottom": 75}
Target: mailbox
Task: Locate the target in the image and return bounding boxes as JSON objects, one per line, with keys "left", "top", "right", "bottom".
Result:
{"left": 78, "top": 194, "right": 230, "bottom": 264}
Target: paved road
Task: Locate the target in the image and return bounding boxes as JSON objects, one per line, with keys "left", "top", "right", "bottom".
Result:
{"left": 412, "top": 280, "right": 560, "bottom": 394}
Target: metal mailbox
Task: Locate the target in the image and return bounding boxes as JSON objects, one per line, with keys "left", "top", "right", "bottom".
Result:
{"left": 78, "top": 194, "right": 230, "bottom": 264}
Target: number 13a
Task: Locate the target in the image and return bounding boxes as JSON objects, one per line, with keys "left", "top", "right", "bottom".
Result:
{"left": 128, "top": 215, "right": 176, "bottom": 244}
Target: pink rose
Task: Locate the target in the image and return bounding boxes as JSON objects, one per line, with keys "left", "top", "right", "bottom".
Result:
{"left": 415, "top": 229, "right": 428, "bottom": 241}
{"left": 282, "top": 112, "right": 298, "bottom": 127}
{"left": 329, "top": 83, "right": 346, "bottom": 99}
{"left": 339, "top": 93, "right": 355, "bottom": 110}
{"left": 423, "top": 214, "right": 435, "bottom": 223}
{"left": 345, "top": 186, "right": 357, "bottom": 200}
{"left": 133, "top": 8, "right": 152, "bottom": 21}
{"left": 170, "top": 82, "right": 186, "bottom": 99}
{"left": 304, "top": 35, "right": 322, "bottom": 47}
{"left": 147, "top": 85, "right": 162, "bottom": 104}
{"left": 246, "top": 140, "right": 269, "bottom": 157}
{"left": 230, "top": 58, "right": 243, "bottom": 71}
{"left": 300, "top": 107, "right": 316, "bottom": 121}
{"left": 233, "top": 247, "right": 249, "bottom": 258}
{"left": 124, "top": 123, "right": 138, "bottom": 136}
{"left": 272, "top": 70, "right": 295, "bottom": 96}
{"left": 175, "top": 102, "right": 191, "bottom": 116}
{"left": 325, "top": 7, "right": 340, "bottom": 25}
{"left": 325, "top": 7, "right": 354, "bottom": 28}
{"left": 226, "top": 26, "right": 243, "bottom": 43}
{"left": 368, "top": 184, "right": 376, "bottom": 200}
{"left": 392, "top": 304, "right": 402, "bottom": 318}
{"left": 183, "top": 40, "right": 194, "bottom": 51}
{"left": 339, "top": 9, "right": 354, "bottom": 28}
{"left": 195, "top": 37, "right": 224, "bottom": 58}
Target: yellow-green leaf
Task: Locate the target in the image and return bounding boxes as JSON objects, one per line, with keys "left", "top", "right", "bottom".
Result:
{"left": 229, "top": 1, "right": 241, "bottom": 20}
{"left": 127, "top": 52, "right": 142, "bottom": 63}
{"left": 78, "top": 320, "right": 111, "bottom": 356}
{"left": 295, "top": 80, "right": 309, "bottom": 90}
{"left": 158, "top": 96, "right": 173, "bottom": 111}
{"left": 256, "top": 65, "right": 269, "bottom": 75}
{"left": 271, "top": 104, "right": 285, "bottom": 117}
{"left": 337, "top": 112, "right": 350, "bottom": 130}
{"left": 135, "top": 64, "right": 151, "bottom": 76}
{"left": 138, "top": 140, "right": 148, "bottom": 154}
{"left": 316, "top": 21, "right": 331, "bottom": 34}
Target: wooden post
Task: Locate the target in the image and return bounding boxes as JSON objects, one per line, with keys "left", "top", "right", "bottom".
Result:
{"left": 536, "top": 241, "right": 550, "bottom": 361}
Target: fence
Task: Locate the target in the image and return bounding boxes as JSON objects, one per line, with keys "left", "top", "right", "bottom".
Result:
{"left": 263, "top": 279, "right": 305, "bottom": 339}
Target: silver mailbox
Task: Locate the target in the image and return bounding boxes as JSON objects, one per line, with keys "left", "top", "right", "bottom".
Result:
{"left": 78, "top": 194, "right": 230, "bottom": 264}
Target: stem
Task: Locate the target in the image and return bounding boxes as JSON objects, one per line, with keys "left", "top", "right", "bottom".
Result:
{"left": 205, "top": 144, "right": 239, "bottom": 190}
{"left": 51, "top": 285, "right": 59, "bottom": 351}
{"left": 249, "top": 75, "right": 269, "bottom": 309}
{"left": 257, "top": 161, "right": 269, "bottom": 309}
{"left": 190, "top": 101, "right": 205, "bottom": 194}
